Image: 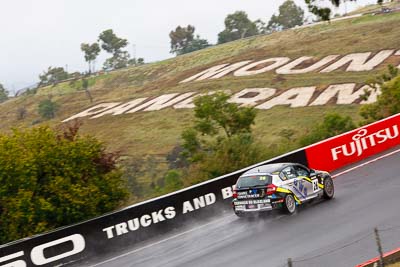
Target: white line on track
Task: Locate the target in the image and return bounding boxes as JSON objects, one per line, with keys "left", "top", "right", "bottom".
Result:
{"left": 88, "top": 147, "right": 400, "bottom": 266}
{"left": 87, "top": 214, "right": 235, "bottom": 267}
{"left": 332, "top": 148, "right": 400, "bottom": 179}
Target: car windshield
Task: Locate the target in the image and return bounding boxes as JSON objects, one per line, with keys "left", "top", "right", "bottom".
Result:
{"left": 237, "top": 175, "right": 272, "bottom": 188}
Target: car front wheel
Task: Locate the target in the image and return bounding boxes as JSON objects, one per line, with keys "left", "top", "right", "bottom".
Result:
{"left": 323, "top": 176, "right": 334, "bottom": 199}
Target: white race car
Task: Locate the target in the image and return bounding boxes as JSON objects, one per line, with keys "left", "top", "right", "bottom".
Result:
{"left": 232, "top": 163, "right": 334, "bottom": 217}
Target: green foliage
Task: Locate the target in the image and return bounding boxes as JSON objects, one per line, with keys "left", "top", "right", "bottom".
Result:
{"left": 128, "top": 57, "right": 145, "bottom": 66}
{"left": 360, "top": 67, "right": 400, "bottom": 124}
{"left": 180, "top": 92, "right": 265, "bottom": 184}
{"left": 98, "top": 29, "right": 128, "bottom": 54}
{"left": 81, "top": 42, "right": 101, "bottom": 73}
{"left": 98, "top": 29, "right": 130, "bottom": 70}
{"left": 0, "top": 124, "right": 128, "bottom": 244}
{"left": 180, "top": 36, "right": 210, "bottom": 55}
{"left": 188, "top": 134, "right": 266, "bottom": 182}
{"left": 160, "top": 170, "right": 183, "bottom": 193}
{"left": 0, "top": 83, "right": 8, "bottom": 103}
{"left": 299, "top": 113, "right": 356, "bottom": 146}
{"left": 170, "top": 25, "right": 211, "bottom": 55}
{"left": 192, "top": 92, "right": 257, "bottom": 138}
{"left": 38, "top": 99, "right": 59, "bottom": 120}
{"left": 305, "top": 0, "right": 356, "bottom": 21}
{"left": 38, "top": 67, "right": 70, "bottom": 87}
{"left": 267, "top": 0, "right": 305, "bottom": 32}
{"left": 82, "top": 78, "right": 93, "bottom": 103}
{"left": 218, "top": 11, "right": 259, "bottom": 44}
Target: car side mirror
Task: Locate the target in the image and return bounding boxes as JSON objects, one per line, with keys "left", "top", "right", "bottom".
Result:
{"left": 310, "top": 169, "right": 317, "bottom": 177}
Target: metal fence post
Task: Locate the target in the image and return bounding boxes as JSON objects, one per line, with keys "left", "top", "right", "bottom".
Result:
{"left": 374, "top": 227, "right": 385, "bottom": 267}
{"left": 288, "top": 258, "right": 293, "bottom": 267}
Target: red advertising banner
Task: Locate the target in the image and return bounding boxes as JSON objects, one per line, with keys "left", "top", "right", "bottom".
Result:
{"left": 305, "top": 113, "right": 400, "bottom": 172}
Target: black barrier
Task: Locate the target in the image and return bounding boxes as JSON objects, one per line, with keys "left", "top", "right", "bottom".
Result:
{"left": 0, "top": 149, "right": 307, "bottom": 267}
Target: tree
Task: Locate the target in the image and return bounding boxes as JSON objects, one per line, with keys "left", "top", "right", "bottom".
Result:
{"left": 299, "top": 113, "right": 356, "bottom": 146}
{"left": 82, "top": 78, "right": 93, "bottom": 103}
{"left": 128, "top": 57, "right": 145, "bottom": 66}
{"left": 38, "top": 98, "right": 58, "bottom": 119}
{"left": 98, "top": 29, "right": 129, "bottom": 70}
{"left": 182, "top": 36, "right": 210, "bottom": 54}
{"left": 305, "top": 0, "right": 356, "bottom": 21}
{"left": 169, "top": 25, "right": 211, "bottom": 55}
{"left": 217, "top": 11, "right": 259, "bottom": 44}
{"left": 267, "top": 0, "right": 305, "bottom": 32}
{"left": 0, "top": 83, "right": 8, "bottom": 103}
{"left": 192, "top": 92, "right": 257, "bottom": 138}
{"left": 0, "top": 123, "right": 128, "bottom": 244}
{"left": 180, "top": 92, "right": 266, "bottom": 182}
{"left": 360, "top": 65, "right": 400, "bottom": 124}
{"left": 81, "top": 42, "right": 101, "bottom": 74}
{"left": 38, "top": 67, "right": 69, "bottom": 87}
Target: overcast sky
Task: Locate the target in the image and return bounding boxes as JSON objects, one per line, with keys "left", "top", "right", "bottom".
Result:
{"left": 0, "top": 0, "right": 377, "bottom": 93}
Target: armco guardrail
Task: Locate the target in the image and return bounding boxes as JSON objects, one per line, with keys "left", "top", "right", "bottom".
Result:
{"left": 305, "top": 113, "right": 400, "bottom": 172}
{"left": 1, "top": 113, "right": 399, "bottom": 267}
{"left": 355, "top": 247, "right": 400, "bottom": 267}
{"left": 0, "top": 150, "right": 307, "bottom": 267}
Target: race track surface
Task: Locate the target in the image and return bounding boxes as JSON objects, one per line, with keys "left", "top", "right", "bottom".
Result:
{"left": 88, "top": 149, "right": 400, "bottom": 267}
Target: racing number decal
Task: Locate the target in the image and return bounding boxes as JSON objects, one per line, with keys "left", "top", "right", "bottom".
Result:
{"left": 312, "top": 179, "right": 318, "bottom": 192}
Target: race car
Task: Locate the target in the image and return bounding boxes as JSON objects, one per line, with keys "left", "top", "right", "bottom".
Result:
{"left": 232, "top": 162, "right": 334, "bottom": 217}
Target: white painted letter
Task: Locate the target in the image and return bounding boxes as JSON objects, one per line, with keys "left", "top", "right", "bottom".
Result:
{"left": 91, "top": 98, "right": 147, "bottom": 118}
{"left": 180, "top": 61, "right": 251, "bottom": 83}
{"left": 229, "top": 88, "right": 276, "bottom": 107}
{"left": 256, "top": 87, "right": 315, "bottom": 110}
{"left": 62, "top": 103, "right": 121, "bottom": 122}
{"left": 320, "top": 50, "right": 394, "bottom": 72}
{"left": 234, "top": 58, "right": 290, "bottom": 76}
{"left": 276, "top": 55, "right": 339, "bottom": 74}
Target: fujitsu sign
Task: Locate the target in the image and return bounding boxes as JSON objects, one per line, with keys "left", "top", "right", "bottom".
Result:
{"left": 306, "top": 114, "right": 400, "bottom": 172}
{"left": 331, "top": 126, "right": 399, "bottom": 161}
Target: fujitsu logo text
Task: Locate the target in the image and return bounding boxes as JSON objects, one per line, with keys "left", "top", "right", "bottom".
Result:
{"left": 331, "top": 125, "right": 399, "bottom": 161}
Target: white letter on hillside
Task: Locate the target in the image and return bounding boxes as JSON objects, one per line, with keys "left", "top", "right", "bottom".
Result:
{"left": 310, "top": 83, "right": 377, "bottom": 106}
{"left": 229, "top": 88, "right": 276, "bottom": 107}
{"left": 256, "top": 87, "right": 315, "bottom": 110}
{"left": 234, "top": 57, "right": 290, "bottom": 76}
{"left": 276, "top": 55, "right": 339, "bottom": 74}
{"left": 173, "top": 90, "right": 231, "bottom": 109}
{"left": 320, "top": 50, "right": 394, "bottom": 72}
{"left": 396, "top": 50, "right": 400, "bottom": 68}
{"left": 179, "top": 61, "right": 252, "bottom": 83}
{"left": 62, "top": 103, "right": 121, "bottom": 122}
{"left": 125, "top": 92, "right": 195, "bottom": 113}
{"left": 91, "top": 98, "right": 148, "bottom": 118}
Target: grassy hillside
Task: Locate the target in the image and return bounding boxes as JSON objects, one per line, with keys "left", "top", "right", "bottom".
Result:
{"left": 1, "top": 10, "right": 400, "bottom": 200}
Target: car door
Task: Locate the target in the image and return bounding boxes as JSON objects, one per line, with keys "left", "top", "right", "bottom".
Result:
{"left": 280, "top": 166, "right": 307, "bottom": 201}
{"left": 293, "top": 165, "right": 320, "bottom": 200}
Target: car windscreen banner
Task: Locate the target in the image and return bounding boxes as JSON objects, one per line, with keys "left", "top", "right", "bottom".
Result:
{"left": 305, "top": 113, "right": 400, "bottom": 172}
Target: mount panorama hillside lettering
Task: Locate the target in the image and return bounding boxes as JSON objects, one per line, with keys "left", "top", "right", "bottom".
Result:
{"left": 63, "top": 83, "right": 379, "bottom": 122}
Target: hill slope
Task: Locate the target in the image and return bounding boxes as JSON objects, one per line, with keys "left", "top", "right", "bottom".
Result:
{"left": 1, "top": 11, "right": 400, "bottom": 197}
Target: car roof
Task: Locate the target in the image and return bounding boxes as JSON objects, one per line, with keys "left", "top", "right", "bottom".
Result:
{"left": 241, "top": 163, "right": 294, "bottom": 176}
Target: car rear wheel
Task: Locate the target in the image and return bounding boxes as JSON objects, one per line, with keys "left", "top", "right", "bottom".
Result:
{"left": 284, "top": 194, "right": 296, "bottom": 214}
{"left": 323, "top": 176, "right": 334, "bottom": 199}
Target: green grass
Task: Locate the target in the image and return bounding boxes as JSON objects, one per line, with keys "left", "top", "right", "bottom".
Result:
{"left": 0, "top": 7, "right": 399, "bottom": 202}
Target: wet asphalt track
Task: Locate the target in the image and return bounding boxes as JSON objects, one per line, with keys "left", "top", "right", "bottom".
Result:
{"left": 88, "top": 148, "right": 400, "bottom": 267}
